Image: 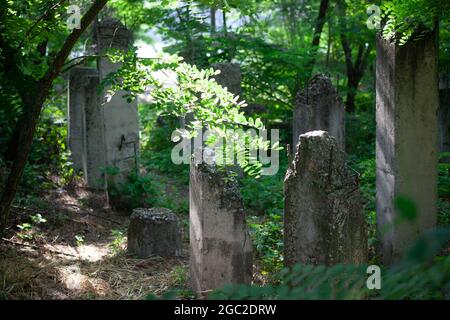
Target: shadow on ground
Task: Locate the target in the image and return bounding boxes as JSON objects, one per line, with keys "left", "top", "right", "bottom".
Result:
{"left": 0, "top": 183, "right": 190, "bottom": 300}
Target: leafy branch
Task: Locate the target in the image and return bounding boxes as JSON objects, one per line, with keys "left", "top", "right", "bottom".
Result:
{"left": 102, "top": 48, "right": 281, "bottom": 177}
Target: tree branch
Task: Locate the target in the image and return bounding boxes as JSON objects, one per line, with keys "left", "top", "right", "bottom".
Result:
{"left": 19, "top": 0, "right": 68, "bottom": 48}
{"left": 0, "top": 0, "right": 109, "bottom": 235}
{"left": 43, "top": 0, "right": 108, "bottom": 86}
{"left": 311, "top": 0, "right": 330, "bottom": 48}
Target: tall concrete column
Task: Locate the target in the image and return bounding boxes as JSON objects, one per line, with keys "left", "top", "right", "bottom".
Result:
{"left": 83, "top": 73, "right": 106, "bottom": 188}
{"left": 376, "top": 30, "right": 439, "bottom": 265}
{"left": 95, "top": 19, "right": 140, "bottom": 187}
{"left": 190, "top": 162, "right": 252, "bottom": 296}
{"left": 68, "top": 67, "right": 98, "bottom": 171}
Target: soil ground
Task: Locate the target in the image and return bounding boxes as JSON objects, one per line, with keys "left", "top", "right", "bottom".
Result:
{"left": 0, "top": 180, "right": 191, "bottom": 300}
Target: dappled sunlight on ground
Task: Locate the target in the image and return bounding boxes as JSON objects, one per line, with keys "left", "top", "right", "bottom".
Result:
{"left": 0, "top": 183, "right": 190, "bottom": 300}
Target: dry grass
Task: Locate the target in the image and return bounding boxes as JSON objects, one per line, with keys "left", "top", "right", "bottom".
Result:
{"left": 0, "top": 184, "right": 191, "bottom": 300}
{"left": 0, "top": 179, "right": 271, "bottom": 300}
{"left": 0, "top": 245, "right": 189, "bottom": 300}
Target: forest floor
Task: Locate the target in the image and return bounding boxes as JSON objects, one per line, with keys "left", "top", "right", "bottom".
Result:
{"left": 0, "top": 179, "right": 193, "bottom": 300}
{"left": 1, "top": 171, "right": 448, "bottom": 299}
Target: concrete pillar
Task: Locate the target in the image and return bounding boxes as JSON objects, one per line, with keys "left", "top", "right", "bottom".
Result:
{"left": 83, "top": 73, "right": 106, "bottom": 188}
{"left": 189, "top": 162, "right": 252, "bottom": 296}
{"left": 293, "top": 74, "right": 345, "bottom": 150}
{"left": 68, "top": 67, "right": 106, "bottom": 189}
{"left": 284, "top": 131, "right": 367, "bottom": 266}
{"left": 95, "top": 18, "right": 140, "bottom": 187}
{"left": 376, "top": 31, "right": 439, "bottom": 265}
{"left": 68, "top": 67, "right": 98, "bottom": 171}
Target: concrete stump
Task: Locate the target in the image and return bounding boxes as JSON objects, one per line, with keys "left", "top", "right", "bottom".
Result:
{"left": 190, "top": 162, "right": 252, "bottom": 295}
{"left": 376, "top": 31, "right": 439, "bottom": 265}
{"left": 127, "top": 208, "right": 182, "bottom": 258}
{"left": 284, "top": 131, "right": 367, "bottom": 266}
{"left": 293, "top": 74, "right": 345, "bottom": 150}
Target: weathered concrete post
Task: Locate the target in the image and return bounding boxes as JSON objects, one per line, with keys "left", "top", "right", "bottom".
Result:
{"left": 284, "top": 131, "right": 367, "bottom": 266}
{"left": 83, "top": 72, "right": 105, "bottom": 188}
{"left": 68, "top": 67, "right": 106, "bottom": 188}
{"left": 376, "top": 31, "right": 439, "bottom": 265}
{"left": 68, "top": 67, "right": 98, "bottom": 172}
{"left": 190, "top": 162, "right": 252, "bottom": 295}
{"left": 95, "top": 18, "right": 140, "bottom": 188}
{"left": 67, "top": 20, "right": 140, "bottom": 192}
{"left": 293, "top": 74, "right": 345, "bottom": 151}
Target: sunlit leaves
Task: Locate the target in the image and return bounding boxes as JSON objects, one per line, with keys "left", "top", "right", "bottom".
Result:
{"left": 380, "top": 0, "right": 450, "bottom": 44}
{"left": 102, "top": 48, "right": 271, "bottom": 177}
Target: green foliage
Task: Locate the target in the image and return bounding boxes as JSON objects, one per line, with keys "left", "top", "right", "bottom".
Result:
{"left": 109, "top": 229, "right": 127, "bottom": 254}
{"left": 438, "top": 156, "right": 450, "bottom": 197}
{"left": 239, "top": 149, "right": 287, "bottom": 273}
{"left": 16, "top": 213, "right": 46, "bottom": 241}
{"left": 438, "top": 199, "right": 450, "bottom": 226}
{"left": 141, "top": 113, "right": 190, "bottom": 184}
{"left": 440, "top": 21, "right": 450, "bottom": 72}
{"left": 146, "top": 264, "right": 195, "bottom": 300}
{"left": 394, "top": 196, "right": 418, "bottom": 222}
{"left": 248, "top": 212, "right": 284, "bottom": 274}
{"left": 16, "top": 223, "right": 33, "bottom": 240}
{"left": 0, "top": 0, "right": 99, "bottom": 170}
{"left": 240, "top": 167, "right": 285, "bottom": 215}
{"left": 349, "top": 157, "right": 376, "bottom": 211}
{"left": 74, "top": 234, "right": 85, "bottom": 247}
{"left": 104, "top": 49, "right": 273, "bottom": 177}
{"left": 346, "top": 106, "right": 377, "bottom": 254}
{"left": 211, "top": 227, "right": 450, "bottom": 300}
{"left": 1, "top": 79, "right": 74, "bottom": 195}
{"left": 107, "top": 169, "right": 161, "bottom": 210}
{"left": 381, "top": 0, "right": 450, "bottom": 45}
{"left": 30, "top": 214, "right": 46, "bottom": 224}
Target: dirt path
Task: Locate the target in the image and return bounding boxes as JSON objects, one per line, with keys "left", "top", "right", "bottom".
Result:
{"left": 0, "top": 184, "right": 190, "bottom": 300}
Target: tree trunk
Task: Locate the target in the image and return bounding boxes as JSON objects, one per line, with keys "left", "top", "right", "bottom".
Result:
{"left": 210, "top": 7, "right": 216, "bottom": 35}
{"left": 0, "top": 90, "right": 46, "bottom": 232}
{"left": 337, "top": 0, "right": 371, "bottom": 113}
{"left": 304, "top": 0, "right": 330, "bottom": 79}
{"left": 346, "top": 86, "right": 357, "bottom": 113}
{"left": 0, "top": 0, "right": 108, "bottom": 235}
{"left": 222, "top": 10, "right": 227, "bottom": 35}
{"left": 311, "top": 0, "right": 330, "bottom": 48}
